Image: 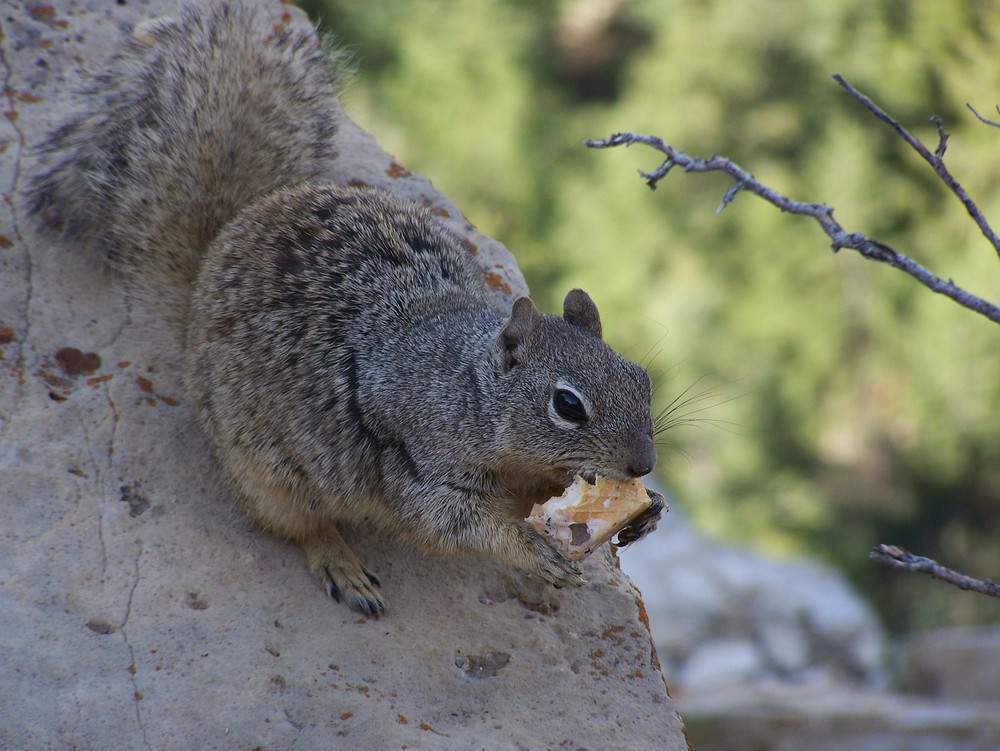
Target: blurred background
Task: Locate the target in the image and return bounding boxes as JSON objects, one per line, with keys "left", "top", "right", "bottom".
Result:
{"left": 297, "top": 0, "right": 1000, "bottom": 636}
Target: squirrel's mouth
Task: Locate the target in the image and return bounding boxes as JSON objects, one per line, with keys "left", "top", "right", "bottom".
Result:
{"left": 562, "top": 469, "right": 602, "bottom": 487}
{"left": 567, "top": 468, "right": 634, "bottom": 485}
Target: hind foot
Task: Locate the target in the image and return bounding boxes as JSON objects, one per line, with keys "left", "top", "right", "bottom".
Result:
{"left": 301, "top": 525, "right": 385, "bottom": 617}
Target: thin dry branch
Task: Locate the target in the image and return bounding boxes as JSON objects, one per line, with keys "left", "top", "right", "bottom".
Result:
{"left": 832, "top": 75, "right": 1000, "bottom": 261}
{"left": 585, "top": 75, "right": 1000, "bottom": 326}
{"left": 966, "top": 102, "right": 1000, "bottom": 130}
{"left": 870, "top": 544, "right": 1000, "bottom": 599}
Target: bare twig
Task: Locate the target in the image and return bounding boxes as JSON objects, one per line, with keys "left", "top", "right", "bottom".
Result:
{"left": 930, "top": 115, "right": 949, "bottom": 159}
{"left": 585, "top": 131, "right": 1000, "bottom": 325}
{"left": 870, "top": 544, "right": 1000, "bottom": 599}
{"left": 833, "top": 74, "right": 1000, "bottom": 262}
{"left": 966, "top": 102, "right": 1000, "bottom": 130}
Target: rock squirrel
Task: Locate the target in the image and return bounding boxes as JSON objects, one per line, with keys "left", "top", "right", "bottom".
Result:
{"left": 28, "top": 1, "right": 662, "bottom": 616}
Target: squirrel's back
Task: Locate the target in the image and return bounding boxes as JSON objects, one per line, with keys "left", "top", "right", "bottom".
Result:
{"left": 28, "top": 2, "right": 345, "bottom": 316}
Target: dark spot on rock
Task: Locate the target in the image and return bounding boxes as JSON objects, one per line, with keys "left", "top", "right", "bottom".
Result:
{"left": 186, "top": 591, "right": 210, "bottom": 610}
{"left": 86, "top": 619, "right": 118, "bottom": 635}
{"left": 0, "top": 325, "right": 14, "bottom": 344}
{"left": 135, "top": 376, "right": 153, "bottom": 393}
{"left": 29, "top": 6, "right": 57, "bottom": 21}
{"left": 385, "top": 161, "right": 411, "bottom": 178}
{"left": 454, "top": 650, "right": 511, "bottom": 679}
{"left": 484, "top": 271, "right": 511, "bottom": 294}
{"left": 120, "top": 484, "right": 150, "bottom": 517}
{"left": 55, "top": 347, "right": 101, "bottom": 376}
{"left": 39, "top": 368, "right": 72, "bottom": 390}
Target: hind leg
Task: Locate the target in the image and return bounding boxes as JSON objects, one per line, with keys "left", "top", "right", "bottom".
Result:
{"left": 233, "top": 465, "right": 385, "bottom": 616}
{"left": 300, "top": 523, "right": 384, "bottom": 617}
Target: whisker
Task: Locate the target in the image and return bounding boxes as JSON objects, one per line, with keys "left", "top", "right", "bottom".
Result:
{"left": 653, "top": 376, "right": 755, "bottom": 436}
{"left": 645, "top": 356, "right": 688, "bottom": 389}
{"left": 637, "top": 331, "right": 670, "bottom": 368}
{"left": 653, "top": 439, "right": 694, "bottom": 463}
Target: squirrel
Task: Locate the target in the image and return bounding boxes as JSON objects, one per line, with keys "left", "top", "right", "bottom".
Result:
{"left": 27, "top": 1, "right": 662, "bottom": 616}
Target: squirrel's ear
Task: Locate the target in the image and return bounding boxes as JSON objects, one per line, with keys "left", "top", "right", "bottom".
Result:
{"left": 563, "top": 289, "right": 602, "bottom": 339}
{"left": 499, "top": 296, "right": 542, "bottom": 369}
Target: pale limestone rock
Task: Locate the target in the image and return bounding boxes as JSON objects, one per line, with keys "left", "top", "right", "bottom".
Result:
{"left": 0, "top": 2, "right": 687, "bottom": 749}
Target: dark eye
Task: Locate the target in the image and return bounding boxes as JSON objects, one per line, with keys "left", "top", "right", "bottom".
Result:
{"left": 553, "top": 388, "right": 588, "bottom": 424}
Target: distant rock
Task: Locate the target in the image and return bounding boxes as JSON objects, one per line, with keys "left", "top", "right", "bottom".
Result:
{"left": 901, "top": 626, "right": 1000, "bottom": 702}
{"left": 619, "top": 501, "right": 887, "bottom": 693}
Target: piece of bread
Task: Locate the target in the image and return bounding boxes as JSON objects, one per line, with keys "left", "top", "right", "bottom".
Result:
{"left": 526, "top": 475, "right": 652, "bottom": 561}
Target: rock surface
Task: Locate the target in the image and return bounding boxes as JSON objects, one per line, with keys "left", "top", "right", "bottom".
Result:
{"left": 0, "top": 2, "right": 687, "bottom": 749}
{"left": 680, "top": 683, "right": 1000, "bottom": 751}
{"left": 901, "top": 626, "right": 1000, "bottom": 702}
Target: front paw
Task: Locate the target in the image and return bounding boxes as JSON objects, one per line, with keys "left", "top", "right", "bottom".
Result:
{"left": 615, "top": 488, "right": 666, "bottom": 548}
{"left": 527, "top": 531, "right": 586, "bottom": 589}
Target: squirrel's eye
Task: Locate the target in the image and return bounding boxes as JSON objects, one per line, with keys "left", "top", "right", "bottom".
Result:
{"left": 553, "top": 388, "right": 588, "bottom": 424}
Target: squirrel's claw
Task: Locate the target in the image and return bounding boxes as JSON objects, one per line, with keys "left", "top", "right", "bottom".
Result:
{"left": 532, "top": 539, "right": 586, "bottom": 589}
{"left": 304, "top": 528, "right": 385, "bottom": 617}
{"left": 614, "top": 488, "right": 666, "bottom": 548}
{"left": 322, "top": 564, "right": 385, "bottom": 618}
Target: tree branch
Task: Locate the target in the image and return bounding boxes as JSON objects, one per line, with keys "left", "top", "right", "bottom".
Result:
{"left": 586, "top": 78, "right": 1000, "bottom": 600}
{"left": 966, "top": 102, "right": 1000, "bottom": 130}
{"left": 585, "top": 130, "right": 1000, "bottom": 325}
{"left": 832, "top": 74, "right": 1000, "bottom": 263}
{"left": 869, "top": 544, "right": 1000, "bottom": 599}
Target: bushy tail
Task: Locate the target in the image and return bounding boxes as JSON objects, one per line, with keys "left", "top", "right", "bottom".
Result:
{"left": 28, "top": 1, "right": 344, "bottom": 319}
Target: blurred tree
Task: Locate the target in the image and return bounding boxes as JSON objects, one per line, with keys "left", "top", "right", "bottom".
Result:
{"left": 298, "top": 0, "right": 1000, "bottom": 632}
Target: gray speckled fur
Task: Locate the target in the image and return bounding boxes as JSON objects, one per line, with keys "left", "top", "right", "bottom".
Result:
{"left": 27, "top": 1, "right": 657, "bottom": 616}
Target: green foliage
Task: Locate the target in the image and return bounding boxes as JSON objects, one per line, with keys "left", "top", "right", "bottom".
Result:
{"left": 299, "top": 0, "right": 1000, "bottom": 632}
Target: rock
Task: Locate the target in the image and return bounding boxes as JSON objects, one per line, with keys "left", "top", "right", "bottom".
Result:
{"left": 676, "top": 639, "right": 765, "bottom": 689}
{"left": 680, "top": 683, "right": 1000, "bottom": 751}
{"left": 901, "top": 626, "right": 1000, "bottom": 702}
{"left": 0, "top": 2, "right": 687, "bottom": 749}
{"left": 758, "top": 619, "right": 811, "bottom": 674}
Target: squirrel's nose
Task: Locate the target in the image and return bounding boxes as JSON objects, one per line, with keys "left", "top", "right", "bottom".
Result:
{"left": 627, "top": 436, "right": 657, "bottom": 478}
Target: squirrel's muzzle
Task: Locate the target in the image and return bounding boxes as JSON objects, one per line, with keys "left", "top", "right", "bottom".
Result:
{"left": 626, "top": 435, "right": 657, "bottom": 478}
